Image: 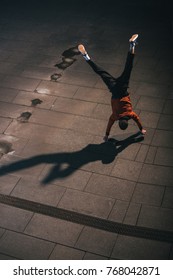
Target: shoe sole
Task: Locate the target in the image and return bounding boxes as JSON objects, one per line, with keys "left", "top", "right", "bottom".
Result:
{"left": 78, "top": 44, "right": 86, "bottom": 55}
{"left": 129, "top": 34, "right": 138, "bottom": 42}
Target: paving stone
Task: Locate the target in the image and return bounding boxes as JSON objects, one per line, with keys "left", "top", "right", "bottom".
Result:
{"left": 0, "top": 174, "right": 19, "bottom": 195}
{"left": 40, "top": 166, "right": 91, "bottom": 191}
{"left": 59, "top": 70, "right": 98, "bottom": 87}
{"left": 117, "top": 142, "right": 141, "bottom": 161}
{"left": 29, "top": 107, "right": 77, "bottom": 129}
{"left": 0, "top": 117, "right": 11, "bottom": 133}
{"left": 136, "top": 96, "right": 165, "bottom": 113}
{"left": 21, "top": 66, "right": 55, "bottom": 80}
{"left": 163, "top": 100, "right": 173, "bottom": 114}
{"left": 0, "top": 228, "right": 5, "bottom": 239}
{"left": 154, "top": 147, "right": 173, "bottom": 167}
{"left": 11, "top": 177, "right": 66, "bottom": 206}
{"left": 85, "top": 173, "right": 135, "bottom": 201}
{"left": 74, "top": 86, "right": 110, "bottom": 104}
{"left": 139, "top": 164, "right": 173, "bottom": 187}
{"left": 70, "top": 115, "right": 107, "bottom": 136}
{"left": 58, "top": 189, "right": 115, "bottom": 219}
{"left": 1, "top": 75, "right": 40, "bottom": 91}
{"left": 13, "top": 91, "right": 56, "bottom": 109}
{"left": 0, "top": 204, "right": 33, "bottom": 232}
{"left": 111, "top": 158, "right": 143, "bottom": 181}
{"left": 0, "top": 253, "right": 18, "bottom": 260}
{"left": 152, "top": 130, "right": 173, "bottom": 148}
{"left": 75, "top": 226, "right": 117, "bottom": 257}
{"left": 52, "top": 97, "right": 97, "bottom": 116}
{"left": 108, "top": 200, "right": 129, "bottom": 222}
{"left": 135, "top": 144, "right": 149, "bottom": 162}
{"left": 136, "top": 82, "right": 169, "bottom": 98}
{"left": 36, "top": 80, "right": 78, "bottom": 97}
{"left": 83, "top": 252, "right": 108, "bottom": 260}
{"left": 0, "top": 230, "right": 55, "bottom": 260}
{"left": 145, "top": 146, "right": 157, "bottom": 164}
{"left": 0, "top": 101, "right": 32, "bottom": 119}
{"left": 138, "top": 205, "right": 173, "bottom": 231}
{"left": 0, "top": 134, "right": 28, "bottom": 155}
{"left": 139, "top": 111, "right": 160, "bottom": 129}
{"left": 0, "top": 154, "right": 46, "bottom": 178}
{"left": 49, "top": 244, "right": 85, "bottom": 260}
{"left": 162, "top": 187, "right": 173, "bottom": 209}
{"left": 0, "top": 87, "right": 19, "bottom": 102}
{"left": 157, "top": 115, "right": 173, "bottom": 131}
{"left": 132, "top": 183, "right": 165, "bottom": 206}
{"left": 25, "top": 214, "right": 83, "bottom": 246}
{"left": 111, "top": 235, "right": 171, "bottom": 260}
{"left": 123, "top": 202, "right": 141, "bottom": 225}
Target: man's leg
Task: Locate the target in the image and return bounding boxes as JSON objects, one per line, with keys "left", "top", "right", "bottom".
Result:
{"left": 117, "top": 34, "right": 138, "bottom": 86}
{"left": 78, "top": 44, "right": 116, "bottom": 91}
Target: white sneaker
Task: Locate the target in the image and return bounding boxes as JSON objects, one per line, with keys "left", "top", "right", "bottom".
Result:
{"left": 78, "top": 44, "right": 90, "bottom": 60}
{"left": 78, "top": 44, "right": 87, "bottom": 55}
{"left": 129, "top": 34, "right": 138, "bottom": 43}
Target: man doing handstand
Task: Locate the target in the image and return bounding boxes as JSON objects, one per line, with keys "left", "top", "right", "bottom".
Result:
{"left": 78, "top": 34, "right": 146, "bottom": 141}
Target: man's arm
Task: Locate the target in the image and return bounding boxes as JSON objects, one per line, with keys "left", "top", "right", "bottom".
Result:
{"left": 131, "top": 112, "right": 146, "bottom": 134}
{"left": 103, "top": 114, "right": 117, "bottom": 141}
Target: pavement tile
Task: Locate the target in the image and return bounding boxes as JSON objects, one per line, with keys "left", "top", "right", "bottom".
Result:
{"left": 138, "top": 205, "right": 173, "bottom": 231}
{"left": 117, "top": 142, "right": 141, "bottom": 161}
{"left": 145, "top": 146, "right": 157, "bottom": 164}
{"left": 139, "top": 164, "right": 173, "bottom": 187}
{"left": 85, "top": 173, "right": 135, "bottom": 201}
{"left": 132, "top": 183, "right": 165, "bottom": 206}
{"left": 136, "top": 96, "right": 165, "bottom": 113}
{"left": 0, "top": 117, "right": 12, "bottom": 133}
{"left": 136, "top": 82, "right": 169, "bottom": 98}
{"left": 91, "top": 103, "right": 111, "bottom": 120}
{"left": 162, "top": 187, "right": 173, "bottom": 209}
{"left": 0, "top": 174, "right": 19, "bottom": 195}
{"left": 163, "top": 100, "right": 173, "bottom": 114}
{"left": 21, "top": 66, "right": 55, "bottom": 81}
{"left": 83, "top": 252, "right": 108, "bottom": 260}
{"left": 40, "top": 166, "right": 91, "bottom": 191}
{"left": 123, "top": 202, "right": 141, "bottom": 225}
{"left": 0, "top": 253, "right": 18, "bottom": 260}
{"left": 13, "top": 91, "right": 56, "bottom": 109}
{"left": 25, "top": 214, "right": 83, "bottom": 246}
{"left": 108, "top": 200, "right": 129, "bottom": 222}
{"left": 152, "top": 130, "right": 173, "bottom": 148}
{"left": 0, "top": 101, "right": 32, "bottom": 119}
{"left": 75, "top": 226, "right": 117, "bottom": 257}
{"left": 157, "top": 115, "right": 173, "bottom": 131}
{"left": 52, "top": 97, "right": 97, "bottom": 116}
{"left": 49, "top": 244, "right": 85, "bottom": 260}
{"left": 36, "top": 80, "right": 78, "bottom": 97}
{"left": 58, "top": 189, "right": 115, "bottom": 219}
{"left": 0, "top": 154, "right": 46, "bottom": 178}
{"left": 139, "top": 111, "right": 160, "bottom": 129}
{"left": 11, "top": 177, "right": 66, "bottom": 206}
{"left": 0, "top": 134, "right": 28, "bottom": 155}
{"left": 0, "top": 228, "right": 5, "bottom": 239}
{"left": 1, "top": 75, "right": 40, "bottom": 91}
{"left": 135, "top": 144, "right": 149, "bottom": 162}
{"left": 29, "top": 107, "right": 77, "bottom": 129}
{"left": 154, "top": 147, "right": 173, "bottom": 167}
{"left": 0, "top": 87, "right": 19, "bottom": 102}
{"left": 111, "top": 158, "right": 143, "bottom": 181}
{"left": 111, "top": 235, "right": 171, "bottom": 260}
{"left": 0, "top": 230, "right": 55, "bottom": 260}
{"left": 73, "top": 87, "right": 110, "bottom": 104}
{"left": 69, "top": 115, "right": 107, "bottom": 136}
{"left": 0, "top": 203, "right": 33, "bottom": 232}
{"left": 59, "top": 70, "right": 98, "bottom": 87}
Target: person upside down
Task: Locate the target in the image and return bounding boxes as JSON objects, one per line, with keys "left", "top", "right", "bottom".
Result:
{"left": 78, "top": 34, "right": 146, "bottom": 141}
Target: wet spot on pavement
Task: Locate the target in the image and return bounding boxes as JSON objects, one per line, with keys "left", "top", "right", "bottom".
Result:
{"left": 17, "top": 112, "right": 32, "bottom": 122}
{"left": 0, "top": 140, "right": 13, "bottom": 155}
{"left": 31, "top": 98, "right": 43, "bottom": 106}
{"left": 50, "top": 73, "right": 62, "bottom": 81}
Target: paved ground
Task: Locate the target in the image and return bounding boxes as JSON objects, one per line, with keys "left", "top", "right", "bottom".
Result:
{"left": 0, "top": 0, "right": 173, "bottom": 260}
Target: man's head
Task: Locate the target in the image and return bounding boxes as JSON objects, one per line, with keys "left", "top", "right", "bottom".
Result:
{"left": 119, "top": 118, "right": 129, "bottom": 130}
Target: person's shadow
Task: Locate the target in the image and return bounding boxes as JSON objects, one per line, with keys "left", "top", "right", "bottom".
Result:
{"left": 0, "top": 132, "right": 144, "bottom": 185}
